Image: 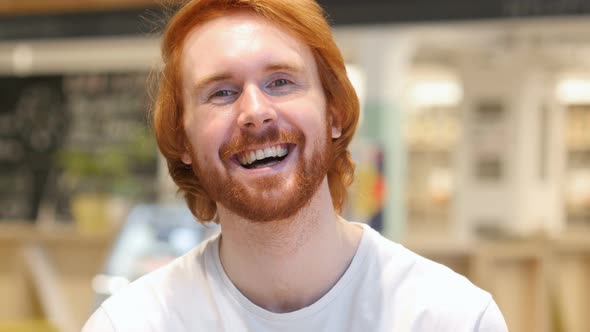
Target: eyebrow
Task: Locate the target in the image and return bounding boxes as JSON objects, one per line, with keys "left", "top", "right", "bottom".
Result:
{"left": 263, "top": 63, "right": 305, "bottom": 75}
{"left": 193, "top": 72, "right": 234, "bottom": 96}
{"left": 192, "top": 62, "right": 305, "bottom": 95}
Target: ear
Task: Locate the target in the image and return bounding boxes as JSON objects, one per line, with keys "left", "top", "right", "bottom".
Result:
{"left": 180, "top": 131, "right": 193, "bottom": 165}
{"left": 331, "top": 125, "right": 342, "bottom": 139}
{"left": 329, "top": 106, "right": 342, "bottom": 139}
{"left": 181, "top": 151, "right": 192, "bottom": 165}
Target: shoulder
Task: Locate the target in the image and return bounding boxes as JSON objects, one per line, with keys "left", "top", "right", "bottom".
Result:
{"left": 477, "top": 299, "right": 509, "bottom": 332}
{"left": 399, "top": 254, "right": 494, "bottom": 330}
{"left": 360, "top": 224, "right": 507, "bottom": 331}
{"left": 84, "top": 235, "right": 219, "bottom": 331}
{"left": 82, "top": 307, "right": 115, "bottom": 332}
{"left": 363, "top": 225, "right": 485, "bottom": 299}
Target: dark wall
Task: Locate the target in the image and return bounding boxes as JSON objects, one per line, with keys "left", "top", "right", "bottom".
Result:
{"left": 1, "top": 0, "right": 589, "bottom": 41}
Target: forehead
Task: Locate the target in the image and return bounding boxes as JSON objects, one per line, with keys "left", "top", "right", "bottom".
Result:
{"left": 181, "top": 12, "right": 317, "bottom": 83}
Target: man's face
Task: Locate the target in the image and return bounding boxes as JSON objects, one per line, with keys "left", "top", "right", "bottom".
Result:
{"left": 180, "top": 12, "right": 341, "bottom": 222}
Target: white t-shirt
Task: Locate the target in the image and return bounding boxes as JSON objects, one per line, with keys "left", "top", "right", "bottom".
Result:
{"left": 83, "top": 223, "right": 508, "bottom": 332}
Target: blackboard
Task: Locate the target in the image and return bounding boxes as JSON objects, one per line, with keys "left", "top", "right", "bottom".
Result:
{"left": 0, "top": 76, "right": 66, "bottom": 220}
{"left": 0, "top": 72, "right": 158, "bottom": 222}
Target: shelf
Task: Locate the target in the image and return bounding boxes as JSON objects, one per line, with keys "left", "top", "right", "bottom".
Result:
{"left": 0, "top": 222, "right": 114, "bottom": 245}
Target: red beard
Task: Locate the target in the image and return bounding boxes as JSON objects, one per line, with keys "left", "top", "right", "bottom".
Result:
{"left": 191, "top": 125, "right": 331, "bottom": 222}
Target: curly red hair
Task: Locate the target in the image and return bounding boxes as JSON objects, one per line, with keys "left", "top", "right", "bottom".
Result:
{"left": 153, "top": 0, "right": 359, "bottom": 222}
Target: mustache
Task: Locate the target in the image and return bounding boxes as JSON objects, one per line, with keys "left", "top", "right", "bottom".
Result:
{"left": 219, "top": 126, "right": 304, "bottom": 160}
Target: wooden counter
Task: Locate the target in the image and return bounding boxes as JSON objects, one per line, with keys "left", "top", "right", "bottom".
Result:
{"left": 0, "top": 222, "right": 114, "bottom": 332}
{"left": 405, "top": 234, "right": 590, "bottom": 332}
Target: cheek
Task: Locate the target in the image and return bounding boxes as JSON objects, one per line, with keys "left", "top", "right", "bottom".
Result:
{"left": 283, "top": 98, "right": 327, "bottom": 129}
{"left": 185, "top": 113, "right": 232, "bottom": 164}
{"left": 193, "top": 129, "right": 218, "bottom": 164}
{"left": 301, "top": 110, "right": 328, "bottom": 142}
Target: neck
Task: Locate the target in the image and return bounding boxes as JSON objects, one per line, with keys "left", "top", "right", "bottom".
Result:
{"left": 216, "top": 179, "right": 363, "bottom": 313}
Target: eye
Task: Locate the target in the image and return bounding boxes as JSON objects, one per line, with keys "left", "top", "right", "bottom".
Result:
{"left": 206, "top": 88, "right": 239, "bottom": 104}
{"left": 268, "top": 78, "right": 291, "bottom": 88}
{"left": 212, "top": 90, "right": 236, "bottom": 98}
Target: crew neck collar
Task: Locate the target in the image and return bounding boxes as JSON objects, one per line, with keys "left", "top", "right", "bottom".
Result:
{"left": 207, "top": 222, "right": 372, "bottom": 321}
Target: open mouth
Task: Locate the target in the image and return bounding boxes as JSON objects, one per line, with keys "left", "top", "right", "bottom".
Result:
{"left": 235, "top": 144, "right": 292, "bottom": 169}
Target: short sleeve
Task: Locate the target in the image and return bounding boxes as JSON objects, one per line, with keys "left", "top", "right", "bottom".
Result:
{"left": 82, "top": 307, "right": 116, "bottom": 332}
{"left": 477, "top": 299, "right": 508, "bottom": 332}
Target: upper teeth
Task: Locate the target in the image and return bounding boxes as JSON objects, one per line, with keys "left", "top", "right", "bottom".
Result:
{"left": 238, "top": 144, "right": 288, "bottom": 166}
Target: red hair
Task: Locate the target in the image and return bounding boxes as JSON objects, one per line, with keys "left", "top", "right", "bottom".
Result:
{"left": 153, "top": 0, "right": 359, "bottom": 222}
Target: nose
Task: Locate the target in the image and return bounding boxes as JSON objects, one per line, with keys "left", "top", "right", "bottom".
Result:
{"left": 236, "top": 84, "right": 277, "bottom": 130}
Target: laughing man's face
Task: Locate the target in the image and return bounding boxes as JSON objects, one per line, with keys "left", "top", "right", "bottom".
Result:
{"left": 180, "top": 12, "right": 341, "bottom": 222}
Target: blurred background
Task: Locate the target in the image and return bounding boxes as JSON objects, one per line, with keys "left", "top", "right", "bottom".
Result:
{"left": 0, "top": 0, "right": 589, "bottom": 331}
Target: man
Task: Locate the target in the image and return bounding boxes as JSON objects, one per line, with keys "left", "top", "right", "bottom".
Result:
{"left": 83, "top": 0, "right": 508, "bottom": 331}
